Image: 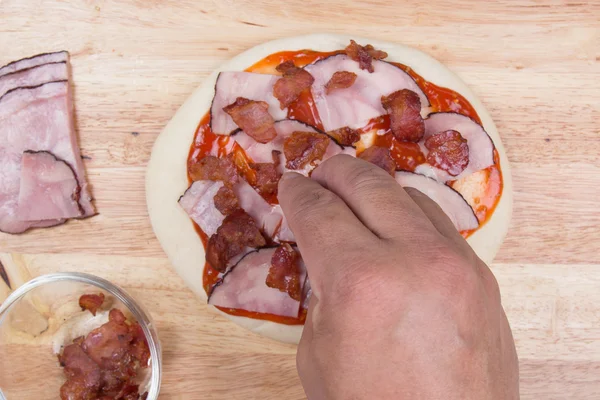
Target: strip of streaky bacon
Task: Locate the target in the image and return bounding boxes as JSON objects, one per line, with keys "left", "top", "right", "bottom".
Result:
{"left": 0, "top": 61, "right": 68, "bottom": 98}
{"left": 395, "top": 171, "right": 479, "bottom": 232}
{"left": 208, "top": 247, "right": 307, "bottom": 318}
{"left": 304, "top": 54, "right": 429, "bottom": 132}
{"left": 0, "top": 51, "right": 68, "bottom": 77}
{"left": 17, "top": 151, "right": 83, "bottom": 221}
{"left": 210, "top": 71, "right": 287, "bottom": 135}
{"left": 0, "top": 81, "right": 95, "bottom": 234}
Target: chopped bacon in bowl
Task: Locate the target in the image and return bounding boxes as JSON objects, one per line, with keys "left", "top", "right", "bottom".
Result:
{"left": 58, "top": 294, "right": 151, "bottom": 400}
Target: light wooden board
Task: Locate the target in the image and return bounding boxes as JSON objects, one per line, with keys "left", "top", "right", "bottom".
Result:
{"left": 0, "top": 1, "right": 599, "bottom": 398}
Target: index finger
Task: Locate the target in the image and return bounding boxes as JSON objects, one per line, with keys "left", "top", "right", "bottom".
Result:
{"left": 278, "top": 172, "right": 378, "bottom": 295}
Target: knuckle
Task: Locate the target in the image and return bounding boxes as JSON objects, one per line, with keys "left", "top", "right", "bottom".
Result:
{"left": 292, "top": 187, "right": 339, "bottom": 216}
{"left": 344, "top": 162, "right": 388, "bottom": 193}
{"left": 426, "top": 243, "right": 481, "bottom": 297}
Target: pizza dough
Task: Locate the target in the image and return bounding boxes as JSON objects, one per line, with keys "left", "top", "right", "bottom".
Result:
{"left": 146, "top": 33, "right": 513, "bottom": 344}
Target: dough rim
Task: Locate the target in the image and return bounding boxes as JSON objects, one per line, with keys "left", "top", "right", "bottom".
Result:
{"left": 146, "top": 33, "right": 513, "bottom": 344}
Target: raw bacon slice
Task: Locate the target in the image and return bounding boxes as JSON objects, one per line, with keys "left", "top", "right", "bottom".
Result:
{"left": 416, "top": 112, "right": 495, "bottom": 182}
{"left": 223, "top": 97, "right": 277, "bottom": 143}
{"left": 305, "top": 54, "right": 429, "bottom": 132}
{"left": 273, "top": 61, "right": 315, "bottom": 109}
{"left": 17, "top": 151, "right": 82, "bottom": 221}
{"left": 395, "top": 171, "right": 478, "bottom": 231}
{"left": 382, "top": 89, "right": 425, "bottom": 142}
{"left": 206, "top": 209, "right": 266, "bottom": 272}
{"left": 178, "top": 180, "right": 226, "bottom": 237}
{"left": 0, "top": 61, "right": 68, "bottom": 98}
{"left": 208, "top": 247, "right": 307, "bottom": 318}
{"left": 0, "top": 51, "right": 68, "bottom": 77}
{"left": 210, "top": 71, "right": 287, "bottom": 135}
{"left": 0, "top": 81, "right": 95, "bottom": 234}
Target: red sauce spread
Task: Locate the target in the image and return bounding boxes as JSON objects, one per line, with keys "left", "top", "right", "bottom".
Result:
{"left": 187, "top": 49, "right": 504, "bottom": 325}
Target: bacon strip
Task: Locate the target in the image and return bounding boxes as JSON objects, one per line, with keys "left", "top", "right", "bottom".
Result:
{"left": 382, "top": 89, "right": 425, "bottom": 142}
{"left": 0, "top": 51, "right": 68, "bottom": 77}
{"left": 267, "top": 244, "right": 303, "bottom": 301}
{"left": 324, "top": 71, "right": 357, "bottom": 94}
{"left": 206, "top": 209, "right": 266, "bottom": 272}
{"left": 223, "top": 97, "right": 277, "bottom": 143}
{"left": 251, "top": 152, "right": 282, "bottom": 197}
{"left": 213, "top": 185, "right": 240, "bottom": 215}
{"left": 345, "top": 40, "right": 388, "bottom": 73}
{"left": 283, "top": 131, "right": 330, "bottom": 170}
{"left": 358, "top": 146, "right": 396, "bottom": 176}
{"left": 424, "top": 130, "right": 469, "bottom": 176}
{"left": 273, "top": 61, "right": 315, "bottom": 109}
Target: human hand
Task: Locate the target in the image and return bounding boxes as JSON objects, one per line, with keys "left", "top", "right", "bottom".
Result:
{"left": 278, "top": 155, "right": 519, "bottom": 400}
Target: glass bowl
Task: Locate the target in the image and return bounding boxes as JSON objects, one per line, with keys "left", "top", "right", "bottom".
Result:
{"left": 0, "top": 272, "right": 161, "bottom": 399}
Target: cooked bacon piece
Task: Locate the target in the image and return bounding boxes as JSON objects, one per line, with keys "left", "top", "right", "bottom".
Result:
{"left": 59, "top": 305, "right": 150, "bottom": 400}
{"left": 327, "top": 126, "right": 360, "bottom": 146}
{"left": 129, "top": 322, "right": 151, "bottom": 366}
{"left": 213, "top": 185, "right": 239, "bottom": 215}
{"left": 58, "top": 344, "right": 102, "bottom": 397}
{"left": 267, "top": 244, "right": 302, "bottom": 301}
{"left": 424, "top": 129, "right": 469, "bottom": 176}
{"left": 382, "top": 89, "right": 425, "bottom": 142}
{"left": 79, "top": 293, "right": 105, "bottom": 316}
{"left": 82, "top": 309, "right": 132, "bottom": 369}
{"left": 358, "top": 146, "right": 396, "bottom": 176}
{"left": 283, "top": 131, "right": 330, "bottom": 170}
{"left": 208, "top": 247, "right": 307, "bottom": 318}
{"left": 325, "top": 71, "right": 357, "bottom": 94}
{"left": 416, "top": 112, "right": 494, "bottom": 182}
{"left": 345, "top": 40, "right": 388, "bottom": 73}
{"left": 188, "top": 154, "right": 238, "bottom": 185}
{"left": 206, "top": 209, "right": 267, "bottom": 272}
{"left": 251, "top": 150, "right": 282, "bottom": 196}
{"left": 223, "top": 97, "right": 277, "bottom": 143}
{"left": 273, "top": 61, "right": 315, "bottom": 109}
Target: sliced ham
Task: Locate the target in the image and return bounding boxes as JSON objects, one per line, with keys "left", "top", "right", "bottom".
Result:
{"left": 178, "top": 180, "right": 226, "bottom": 237}
{"left": 395, "top": 171, "right": 479, "bottom": 232}
{"left": 0, "top": 62, "right": 68, "bottom": 98}
{"left": 304, "top": 54, "right": 429, "bottom": 132}
{"left": 233, "top": 178, "right": 283, "bottom": 238}
{"left": 415, "top": 112, "right": 495, "bottom": 182}
{"left": 208, "top": 247, "right": 307, "bottom": 318}
{"left": 17, "top": 151, "right": 82, "bottom": 221}
{"left": 233, "top": 119, "right": 354, "bottom": 177}
{"left": 0, "top": 51, "right": 68, "bottom": 77}
{"left": 210, "top": 72, "right": 287, "bottom": 135}
{"left": 0, "top": 81, "right": 95, "bottom": 234}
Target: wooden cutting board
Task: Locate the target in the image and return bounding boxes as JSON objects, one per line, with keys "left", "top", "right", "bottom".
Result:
{"left": 1, "top": 1, "right": 599, "bottom": 398}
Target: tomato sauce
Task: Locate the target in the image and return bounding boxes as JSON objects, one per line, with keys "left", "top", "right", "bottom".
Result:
{"left": 187, "top": 49, "right": 504, "bottom": 326}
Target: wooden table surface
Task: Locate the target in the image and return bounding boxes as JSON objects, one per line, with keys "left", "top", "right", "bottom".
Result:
{"left": 1, "top": 1, "right": 599, "bottom": 398}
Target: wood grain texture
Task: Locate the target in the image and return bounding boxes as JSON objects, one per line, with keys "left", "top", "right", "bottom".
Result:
{"left": 0, "top": 0, "right": 599, "bottom": 398}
